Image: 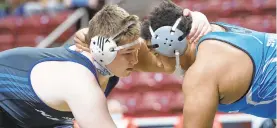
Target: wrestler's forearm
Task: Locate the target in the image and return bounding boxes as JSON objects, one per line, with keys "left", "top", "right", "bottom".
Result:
{"left": 182, "top": 83, "right": 218, "bottom": 128}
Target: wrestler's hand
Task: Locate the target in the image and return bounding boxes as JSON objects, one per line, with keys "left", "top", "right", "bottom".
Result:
{"left": 183, "top": 9, "right": 212, "bottom": 44}
{"left": 73, "top": 120, "right": 80, "bottom": 128}
{"left": 74, "top": 28, "right": 90, "bottom": 52}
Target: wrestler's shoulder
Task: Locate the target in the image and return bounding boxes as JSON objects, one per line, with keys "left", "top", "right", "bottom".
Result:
{"left": 197, "top": 39, "right": 244, "bottom": 61}
{"left": 33, "top": 61, "right": 97, "bottom": 83}
{"left": 194, "top": 40, "right": 234, "bottom": 76}
{"left": 57, "top": 61, "right": 97, "bottom": 80}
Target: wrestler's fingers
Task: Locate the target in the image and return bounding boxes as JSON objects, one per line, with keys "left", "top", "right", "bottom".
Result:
{"left": 188, "top": 21, "right": 197, "bottom": 40}
{"left": 74, "top": 38, "right": 84, "bottom": 52}
{"left": 204, "top": 25, "right": 212, "bottom": 35}
{"left": 74, "top": 28, "right": 88, "bottom": 44}
{"left": 74, "top": 32, "right": 86, "bottom": 44}
{"left": 183, "top": 9, "right": 195, "bottom": 40}
{"left": 193, "top": 24, "right": 210, "bottom": 44}
{"left": 75, "top": 43, "right": 83, "bottom": 52}
{"left": 190, "top": 21, "right": 205, "bottom": 43}
{"left": 76, "top": 33, "right": 85, "bottom": 42}
{"left": 73, "top": 120, "right": 80, "bottom": 128}
{"left": 74, "top": 36, "right": 84, "bottom": 45}
{"left": 183, "top": 8, "right": 192, "bottom": 17}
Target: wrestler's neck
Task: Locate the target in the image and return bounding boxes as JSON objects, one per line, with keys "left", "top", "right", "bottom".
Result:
{"left": 97, "top": 72, "right": 110, "bottom": 90}
{"left": 77, "top": 48, "right": 110, "bottom": 89}
{"left": 179, "top": 41, "right": 197, "bottom": 70}
{"left": 86, "top": 56, "right": 110, "bottom": 89}
{"left": 179, "top": 24, "right": 226, "bottom": 70}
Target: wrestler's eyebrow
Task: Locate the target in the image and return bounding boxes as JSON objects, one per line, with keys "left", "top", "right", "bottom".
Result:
{"left": 126, "top": 48, "right": 135, "bottom": 51}
{"left": 147, "top": 47, "right": 156, "bottom": 53}
{"left": 122, "top": 48, "right": 136, "bottom": 53}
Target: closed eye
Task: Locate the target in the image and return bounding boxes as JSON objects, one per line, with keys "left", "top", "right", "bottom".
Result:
{"left": 147, "top": 48, "right": 158, "bottom": 56}
{"left": 124, "top": 53, "right": 132, "bottom": 55}
{"left": 122, "top": 49, "right": 138, "bottom": 55}
{"left": 149, "top": 50, "right": 158, "bottom": 56}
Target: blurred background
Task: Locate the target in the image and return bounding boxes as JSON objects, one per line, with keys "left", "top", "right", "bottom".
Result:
{"left": 0, "top": 0, "right": 275, "bottom": 128}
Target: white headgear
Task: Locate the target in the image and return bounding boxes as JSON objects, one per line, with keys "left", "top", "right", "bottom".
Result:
{"left": 149, "top": 17, "right": 186, "bottom": 76}
{"left": 90, "top": 21, "right": 141, "bottom": 76}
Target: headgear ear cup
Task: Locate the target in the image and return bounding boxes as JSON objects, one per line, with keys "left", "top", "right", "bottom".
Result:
{"left": 90, "top": 21, "right": 137, "bottom": 66}
{"left": 90, "top": 36, "right": 118, "bottom": 65}
{"left": 149, "top": 17, "right": 187, "bottom": 57}
{"left": 149, "top": 17, "right": 186, "bottom": 76}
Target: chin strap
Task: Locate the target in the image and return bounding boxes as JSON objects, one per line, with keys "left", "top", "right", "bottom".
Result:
{"left": 173, "top": 50, "right": 185, "bottom": 77}
{"left": 92, "top": 60, "right": 114, "bottom": 77}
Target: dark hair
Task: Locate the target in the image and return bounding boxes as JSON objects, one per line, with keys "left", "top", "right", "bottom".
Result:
{"left": 141, "top": 0, "right": 192, "bottom": 40}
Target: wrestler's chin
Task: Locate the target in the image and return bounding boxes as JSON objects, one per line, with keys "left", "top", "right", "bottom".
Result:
{"left": 164, "top": 66, "right": 175, "bottom": 74}
{"left": 118, "top": 70, "right": 132, "bottom": 77}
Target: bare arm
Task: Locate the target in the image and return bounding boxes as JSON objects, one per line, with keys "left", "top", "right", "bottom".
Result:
{"left": 182, "top": 40, "right": 221, "bottom": 128}
{"left": 63, "top": 63, "right": 116, "bottom": 128}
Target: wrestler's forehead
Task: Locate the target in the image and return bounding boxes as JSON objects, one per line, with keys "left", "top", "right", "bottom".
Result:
{"left": 120, "top": 43, "right": 140, "bottom": 53}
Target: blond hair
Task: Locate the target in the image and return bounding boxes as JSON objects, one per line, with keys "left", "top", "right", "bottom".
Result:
{"left": 85, "top": 4, "right": 141, "bottom": 46}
